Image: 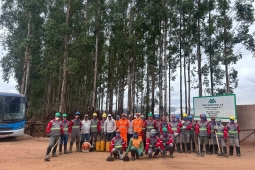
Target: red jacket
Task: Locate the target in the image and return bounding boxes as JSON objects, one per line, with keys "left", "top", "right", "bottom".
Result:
{"left": 144, "top": 119, "right": 156, "bottom": 129}
{"left": 194, "top": 121, "right": 210, "bottom": 135}
{"left": 110, "top": 136, "right": 126, "bottom": 153}
{"left": 224, "top": 123, "right": 240, "bottom": 138}
{"left": 68, "top": 118, "right": 82, "bottom": 133}
{"left": 46, "top": 119, "right": 64, "bottom": 134}
{"left": 160, "top": 134, "right": 173, "bottom": 146}
{"left": 159, "top": 123, "right": 172, "bottom": 135}
{"left": 168, "top": 123, "right": 181, "bottom": 134}
{"left": 184, "top": 120, "right": 193, "bottom": 130}
{"left": 145, "top": 136, "right": 163, "bottom": 151}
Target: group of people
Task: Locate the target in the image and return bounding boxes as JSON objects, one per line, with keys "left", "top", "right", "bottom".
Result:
{"left": 44, "top": 111, "right": 241, "bottom": 161}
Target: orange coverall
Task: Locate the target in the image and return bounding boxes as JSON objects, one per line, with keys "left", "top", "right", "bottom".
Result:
{"left": 117, "top": 118, "right": 129, "bottom": 144}
{"left": 132, "top": 118, "right": 144, "bottom": 140}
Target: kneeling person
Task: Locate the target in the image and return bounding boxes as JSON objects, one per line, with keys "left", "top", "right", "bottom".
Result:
{"left": 145, "top": 129, "right": 163, "bottom": 158}
{"left": 126, "top": 132, "right": 144, "bottom": 161}
{"left": 160, "top": 127, "right": 174, "bottom": 158}
{"left": 110, "top": 130, "right": 126, "bottom": 159}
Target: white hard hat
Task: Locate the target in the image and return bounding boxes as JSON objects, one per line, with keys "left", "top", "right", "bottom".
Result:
{"left": 108, "top": 114, "right": 112, "bottom": 117}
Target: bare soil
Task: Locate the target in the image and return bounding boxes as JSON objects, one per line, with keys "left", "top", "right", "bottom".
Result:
{"left": 0, "top": 135, "right": 254, "bottom": 170}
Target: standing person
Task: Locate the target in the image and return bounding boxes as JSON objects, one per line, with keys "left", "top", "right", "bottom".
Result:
{"left": 180, "top": 113, "right": 193, "bottom": 153}
{"left": 100, "top": 113, "right": 107, "bottom": 141}
{"left": 169, "top": 114, "right": 181, "bottom": 153}
{"left": 90, "top": 113, "right": 100, "bottom": 148}
{"left": 214, "top": 118, "right": 228, "bottom": 157}
{"left": 104, "top": 114, "right": 116, "bottom": 141}
{"left": 110, "top": 130, "right": 126, "bottom": 159}
{"left": 194, "top": 113, "right": 211, "bottom": 154}
{"left": 155, "top": 114, "right": 161, "bottom": 137}
{"left": 132, "top": 113, "right": 144, "bottom": 140}
{"left": 209, "top": 116, "right": 217, "bottom": 154}
{"left": 225, "top": 116, "right": 241, "bottom": 157}
{"left": 116, "top": 113, "right": 129, "bottom": 145}
{"left": 160, "top": 127, "right": 174, "bottom": 158}
{"left": 45, "top": 112, "right": 63, "bottom": 161}
{"left": 140, "top": 114, "right": 146, "bottom": 147}
{"left": 80, "top": 114, "right": 91, "bottom": 150}
{"left": 188, "top": 115, "right": 196, "bottom": 153}
{"left": 115, "top": 115, "right": 120, "bottom": 129}
{"left": 145, "top": 129, "right": 163, "bottom": 158}
{"left": 68, "top": 112, "right": 82, "bottom": 153}
{"left": 125, "top": 131, "right": 144, "bottom": 161}
{"left": 145, "top": 112, "right": 156, "bottom": 138}
{"left": 127, "top": 114, "right": 133, "bottom": 145}
{"left": 159, "top": 116, "right": 169, "bottom": 135}
{"left": 59, "top": 113, "right": 70, "bottom": 155}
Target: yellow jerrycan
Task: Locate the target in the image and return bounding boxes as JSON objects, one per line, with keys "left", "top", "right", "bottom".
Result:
{"left": 96, "top": 141, "right": 100, "bottom": 151}
{"left": 106, "top": 141, "right": 110, "bottom": 152}
{"left": 100, "top": 140, "right": 105, "bottom": 151}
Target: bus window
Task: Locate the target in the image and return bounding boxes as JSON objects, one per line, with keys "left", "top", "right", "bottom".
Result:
{"left": 4, "top": 97, "right": 25, "bottom": 121}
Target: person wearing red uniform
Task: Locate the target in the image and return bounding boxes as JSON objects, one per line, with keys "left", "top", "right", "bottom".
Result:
{"left": 145, "top": 112, "right": 156, "bottom": 138}
{"left": 169, "top": 114, "right": 181, "bottom": 152}
{"left": 159, "top": 116, "right": 171, "bottom": 135}
{"left": 160, "top": 127, "right": 174, "bottom": 158}
{"left": 145, "top": 129, "right": 163, "bottom": 158}
{"left": 180, "top": 113, "right": 193, "bottom": 153}
{"left": 154, "top": 114, "right": 161, "bottom": 137}
{"left": 110, "top": 130, "right": 126, "bottom": 159}
{"left": 68, "top": 112, "right": 82, "bottom": 153}
{"left": 194, "top": 113, "right": 211, "bottom": 154}
{"left": 44, "top": 112, "right": 64, "bottom": 161}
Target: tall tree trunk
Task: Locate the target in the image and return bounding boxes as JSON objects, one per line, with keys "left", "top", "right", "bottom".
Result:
{"left": 209, "top": 0, "right": 214, "bottom": 95}
{"left": 159, "top": 22, "right": 163, "bottom": 116}
{"left": 224, "top": 5, "right": 229, "bottom": 94}
{"left": 183, "top": 15, "right": 187, "bottom": 114}
{"left": 197, "top": 0, "right": 202, "bottom": 97}
{"left": 163, "top": 19, "right": 168, "bottom": 116}
{"left": 179, "top": 11, "right": 183, "bottom": 116}
{"left": 59, "top": 2, "right": 71, "bottom": 113}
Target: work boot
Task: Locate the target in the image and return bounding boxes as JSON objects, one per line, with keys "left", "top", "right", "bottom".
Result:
{"left": 69, "top": 143, "right": 73, "bottom": 153}
{"left": 236, "top": 146, "right": 241, "bottom": 157}
{"left": 135, "top": 152, "right": 139, "bottom": 159}
{"left": 59, "top": 144, "right": 62, "bottom": 155}
{"left": 44, "top": 154, "right": 50, "bottom": 161}
{"left": 173, "top": 144, "right": 176, "bottom": 152}
{"left": 199, "top": 144, "right": 203, "bottom": 154}
{"left": 186, "top": 143, "right": 191, "bottom": 153}
{"left": 64, "top": 144, "right": 69, "bottom": 154}
{"left": 46, "top": 147, "right": 52, "bottom": 156}
{"left": 177, "top": 143, "right": 182, "bottom": 153}
{"left": 76, "top": 142, "right": 81, "bottom": 152}
{"left": 209, "top": 144, "right": 213, "bottom": 154}
{"left": 229, "top": 145, "right": 233, "bottom": 156}
{"left": 182, "top": 143, "right": 185, "bottom": 153}
{"left": 131, "top": 150, "right": 135, "bottom": 161}
{"left": 52, "top": 152, "right": 57, "bottom": 157}
{"left": 149, "top": 154, "right": 152, "bottom": 158}
{"left": 192, "top": 142, "right": 196, "bottom": 153}
{"left": 153, "top": 150, "right": 160, "bottom": 157}
{"left": 218, "top": 147, "right": 223, "bottom": 156}
{"left": 206, "top": 144, "right": 211, "bottom": 154}
{"left": 223, "top": 146, "right": 228, "bottom": 158}
{"left": 169, "top": 147, "right": 174, "bottom": 158}
{"left": 113, "top": 153, "right": 118, "bottom": 159}
{"left": 214, "top": 144, "right": 218, "bottom": 154}
{"left": 52, "top": 145, "right": 57, "bottom": 157}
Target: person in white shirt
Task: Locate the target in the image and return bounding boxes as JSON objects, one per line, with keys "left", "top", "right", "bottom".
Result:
{"left": 127, "top": 114, "right": 133, "bottom": 145}
{"left": 104, "top": 114, "right": 116, "bottom": 141}
{"left": 80, "top": 114, "right": 91, "bottom": 149}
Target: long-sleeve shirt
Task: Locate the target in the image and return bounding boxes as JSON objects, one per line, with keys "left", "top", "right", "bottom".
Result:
{"left": 145, "top": 136, "right": 163, "bottom": 151}
{"left": 110, "top": 136, "right": 126, "bottom": 153}
{"left": 81, "top": 119, "right": 91, "bottom": 134}
{"left": 46, "top": 119, "right": 64, "bottom": 136}
{"left": 104, "top": 119, "right": 116, "bottom": 133}
{"left": 126, "top": 138, "right": 144, "bottom": 152}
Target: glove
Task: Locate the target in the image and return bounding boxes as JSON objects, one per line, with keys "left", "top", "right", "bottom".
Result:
{"left": 174, "top": 133, "right": 178, "bottom": 136}
{"left": 182, "top": 126, "right": 186, "bottom": 129}
{"left": 208, "top": 134, "right": 211, "bottom": 139}
{"left": 224, "top": 138, "right": 227, "bottom": 143}
{"left": 145, "top": 150, "right": 148, "bottom": 155}
{"left": 46, "top": 133, "right": 50, "bottom": 138}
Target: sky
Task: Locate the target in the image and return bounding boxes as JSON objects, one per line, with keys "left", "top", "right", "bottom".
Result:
{"left": 0, "top": 1, "right": 254, "bottom": 112}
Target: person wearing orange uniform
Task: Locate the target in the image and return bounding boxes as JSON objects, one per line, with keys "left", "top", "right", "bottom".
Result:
{"left": 116, "top": 113, "right": 130, "bottom": 145}
{"left": 132, "top": 113, "right": 144, "bottom": 140}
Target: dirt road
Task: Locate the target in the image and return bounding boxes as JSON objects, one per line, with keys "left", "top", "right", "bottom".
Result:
{"left": 0, "top": 135, "right": 254, "bottom": 170}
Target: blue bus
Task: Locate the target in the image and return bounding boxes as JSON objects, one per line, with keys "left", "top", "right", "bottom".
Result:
{"left": 0, "top": 92, "right": 26, "bottom": 138}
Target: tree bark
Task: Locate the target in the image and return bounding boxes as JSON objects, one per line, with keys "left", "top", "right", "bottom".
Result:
{"left": 197, "top": 0, "right": 202, "bottom": 97}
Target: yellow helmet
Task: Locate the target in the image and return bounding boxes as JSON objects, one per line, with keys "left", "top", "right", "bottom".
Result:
{"left": 102, "top": 113, "right": 107, "bottom": 118}
{"left": 230, "top": 116, "right": 235, "bottom": 120}
{"left": 93, "top": 113, "right": 97, "bottom": 116}
{"left": 183, "top": 113, "right": 188, "bottom": 118}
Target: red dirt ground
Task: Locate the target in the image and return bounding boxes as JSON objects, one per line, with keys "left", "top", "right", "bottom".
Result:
{"left": 0, "top": 135, "right": 254, "bottom": 170}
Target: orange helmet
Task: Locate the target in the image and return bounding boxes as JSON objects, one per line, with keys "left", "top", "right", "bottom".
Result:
{"left": 82, "top": 142, "right": 91, "bottom": 153}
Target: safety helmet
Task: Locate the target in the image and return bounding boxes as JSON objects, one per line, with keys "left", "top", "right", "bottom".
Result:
{"left": 55, "top": 112, "right": 61, "bottom": 117}
{"left": 102, "top": 113, "right": 107, "bottom": 118}
{"left": 230, "top": 116, "right": 235, "bottom": 120}
{"left": 216, "top": 118, "right": 221, "bottom": 122}
{"left": 200, "top": 114, "right": 205, "bottom": 118}
{"left": 82, "top": 142, "right": 91, "bottom": 153}
{"left": 171, "top": 114, "right": 176, "bottom": 119}
{"left": 93, "top": 113, "right": 97, "bottom": 116}
{"left": 133, "top": 131, "right": 138, "bottom": 135}
{"left": 162, "top": 127, "right": 168, "bottom": 132}
{"left": 203, "top": 113, "right": 206, "bottom": 117}
{"left": 75, "top": 112, "right": 80, "bottom": 115}
{"left": 121, "top": 113, "right": 126, "bottom": 117}
{"left": 176, "top": 115, "right": 180, "bottom": 119}
{"left": 129, "top": 114, "right": 133, "bottom": 117}
{"left": 188, "top": 115, "right": 193, "bottom": 119}
{"left": 148, "top": 112, "right": 153, "bottom": 117}
{"left": 155, "top": 114, "right": 159, "bottom": 118}
{"left": 136, "top": 112, "right": 141, "bottom": 116}
{"left": 116, "top": 115, "right": 120, "bottom": 118}
{"left": 140, "top": 115, "right": 145, "bottom": 118}
{"left": 150, "top": 129, "right": 156, "bottom": 134}
{"left": 62, "top": 113, "right": 67, "bottom": 117}
{"left": 162, "top": 116, "right": 166, "bottom": 120}
{"left": 84, "top": 114, "right": 88, "bottom": 117}
{"left": 183, "top": 113, "right": 188, "bottom": 118}
{"left": 108, "top": 114, "right": 112, "bottom": 117}
{"left": 116, "top": 130, "right": 120, "bottom": 133}
{"left": 211, "top": 116, "right": 215, "bottom": 120}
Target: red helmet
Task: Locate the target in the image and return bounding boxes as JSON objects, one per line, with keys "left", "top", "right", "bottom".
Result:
{"left": 211, "top": 116, "right": 215, "bottom": 120}
{"left": 116, "top": 130, "right": 120, "bottom": 133}
{"left": 121, "top": 113, "right": 126, "bottom": 117}
{"left": 171, "top": 114, "right": 176, "bottom": 119}
{"left": 162, "top": 116, "right": 166, "bottom": 120}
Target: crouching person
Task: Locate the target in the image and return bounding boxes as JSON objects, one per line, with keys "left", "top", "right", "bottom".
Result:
{"left": 110, "top": 130, "right": 126, "bottom": 159}
{"left": 160, "top": 127, "right": 174, "bottom": 158}
{"left": 145, "top": 129, "right": 163, "bottom": 158}
{"left": 125, "top": 132, "right": 144, "bottom": 161}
